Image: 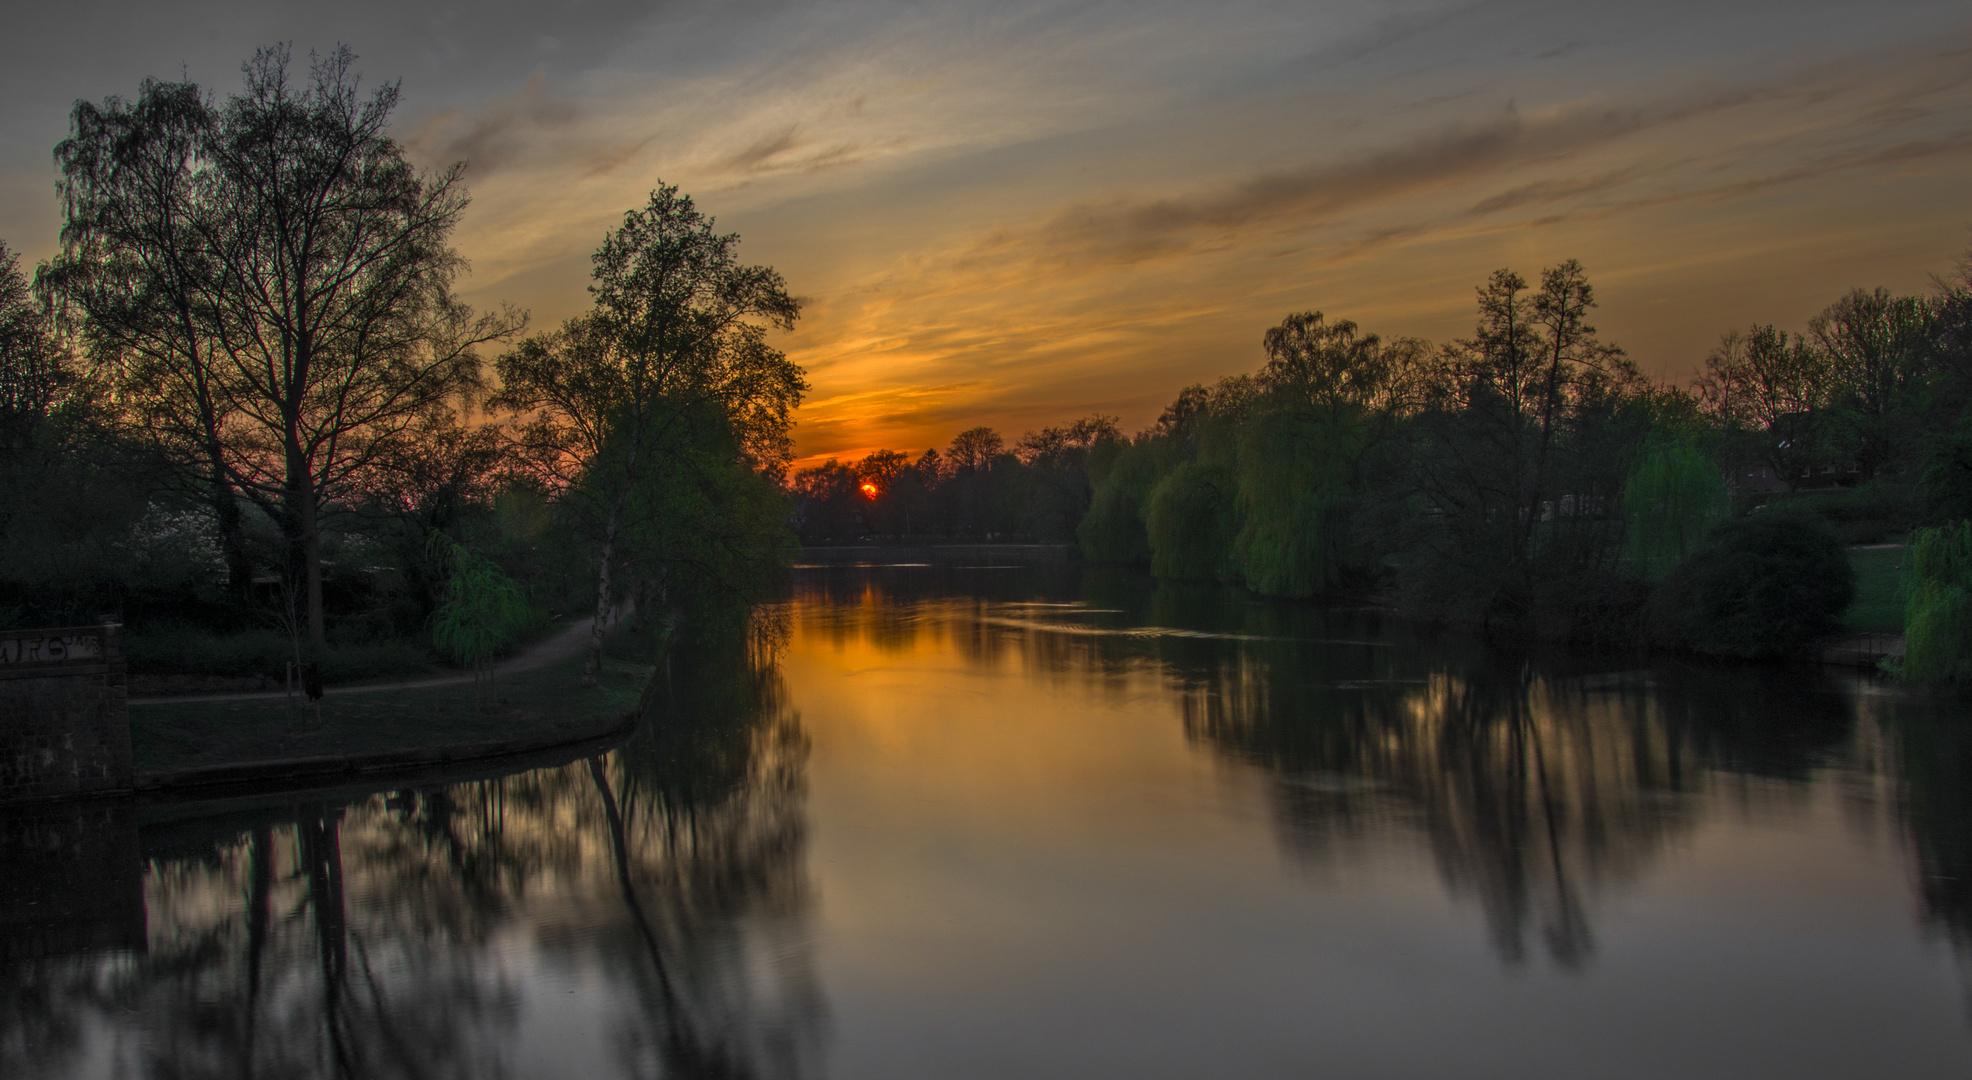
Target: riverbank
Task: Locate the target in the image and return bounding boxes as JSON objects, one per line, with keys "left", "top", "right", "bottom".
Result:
{"left": 127, "top": 618, "right": 662, "bottom": 781}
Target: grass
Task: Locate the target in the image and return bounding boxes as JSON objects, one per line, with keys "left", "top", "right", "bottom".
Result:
{"left": 128, "top": 647, "right": 655, "bottom": 774}
{"left": 1843, "top": 544, "right": 1908, "bottom": 635}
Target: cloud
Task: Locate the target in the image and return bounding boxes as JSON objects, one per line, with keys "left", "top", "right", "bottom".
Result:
{"left": 1465, "top": 169, "right": 1643, "bottom": 214}
{"left": 1030, "top": 104, "right": 1668, "bottom": 266}
{"left": 968, "top": 40, "right": 1972, "bottom": 275}
{"left": 405, "top": 71, "right": 579, "bottom": 178}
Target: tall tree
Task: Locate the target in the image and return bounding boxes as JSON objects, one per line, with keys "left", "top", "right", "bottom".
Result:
{"left": 491, "top": 185, "right": 803, "bottom": 683}
{"left": 42, "top": 81, "right": 258, "bottom": 591}
{"left": 0, "top": 242, "right": 61, "bottom": 452}
{"left": 1696, "top": 324, "right": 1832, "bottom": 487}
{"left": 1421, "top": 261, "right": 1629, "bottom": 625}
{"left": 47, "top": 46, "right": 519, "bottom": 645}
{"left": 1810, "top": 287, "right": 1937, "bottom": 478}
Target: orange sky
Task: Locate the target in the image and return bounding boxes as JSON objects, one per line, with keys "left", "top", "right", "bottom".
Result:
{"left": 3, "top": 1, "right": 1969, "bottom": 471}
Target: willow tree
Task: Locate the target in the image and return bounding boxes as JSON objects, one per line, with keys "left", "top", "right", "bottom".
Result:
{"left": 491, "top": 185, "right": 804, "bottom": 684}
{"left": 1905, "top": 522, "right": 1972, "bottom": 682}
{"left": 1234, "top": 311, "right": 1431, "bottom": 596}
{"left": 1620, "top": 432, "right": 1727, "bottom": 576}
{"left": 47, "top": 45, "right": 519, "bottom": 645}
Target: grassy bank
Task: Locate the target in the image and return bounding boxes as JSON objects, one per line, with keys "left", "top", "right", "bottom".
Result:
{"left": 129, "top": 646, "right": 655, "bottom": 774}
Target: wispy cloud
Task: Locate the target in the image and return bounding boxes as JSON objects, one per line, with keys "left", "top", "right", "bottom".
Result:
{"left": 405, "top": 71, "right": 579, "bottom": 179}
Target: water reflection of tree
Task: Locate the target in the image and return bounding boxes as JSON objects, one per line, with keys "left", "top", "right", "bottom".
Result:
{"left": 586, "top": 620, "right": 822, "bottom": 1079}
{"left": 1890, "top": 705, "right": 1972, "bottom": 971}
{"left": 774, "top": 562, "right": 1877, "bottom": 975}
{"left": 1174, "top": 623, "right": 1869, "bottom": 969}
{"left": 0, "top": 957, "right": 112, "bottom": 1079}
{"left": 56, "top": 615, "right": 821, "bottom": 1079}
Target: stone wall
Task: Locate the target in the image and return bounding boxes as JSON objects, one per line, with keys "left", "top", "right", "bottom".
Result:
{"left": 0, "top": 623, "right": 133, "bottom": 802}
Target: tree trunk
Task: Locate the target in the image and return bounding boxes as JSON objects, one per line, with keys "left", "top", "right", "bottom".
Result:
{"left": 585, "top": 503, "right": 621, "bottom": 687}
{"left": 300, "top": 485, "right": 326, "bottom": 649}
{"left": 211, "top": 460, "right": 254, "bottom": 603}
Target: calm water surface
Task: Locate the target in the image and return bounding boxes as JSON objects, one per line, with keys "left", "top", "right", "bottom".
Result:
{"left": 8, "top": 547, "right": 1972, "bottom": 1077}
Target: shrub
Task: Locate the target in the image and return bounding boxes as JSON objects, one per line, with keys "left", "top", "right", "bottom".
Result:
{"left": 427, "top": 535, "right": 532, "bottom": 671}
{"left": 1659, "top": 511, "right": 1855, "bottom": 658}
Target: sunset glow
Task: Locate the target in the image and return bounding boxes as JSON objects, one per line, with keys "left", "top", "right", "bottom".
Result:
{"left": 2, "top": 2, "right": 1968, "bottom": 468}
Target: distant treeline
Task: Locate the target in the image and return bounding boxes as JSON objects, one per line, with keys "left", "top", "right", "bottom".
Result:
{"left": 809, "top": 253, "right": 1972, "bottom": 663}
{"left": 0, "top": 46, "right": 801, "bottom": 683}
{"left": 790, "top": 417, "right": 1121, "bottom": 543}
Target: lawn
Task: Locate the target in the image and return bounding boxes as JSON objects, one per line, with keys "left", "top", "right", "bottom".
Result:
{"left": 129, "top": 648, "right": 655, "bottom": 774}
{"left": 1843, "top": 544, "right": 1907, "bottom": 635}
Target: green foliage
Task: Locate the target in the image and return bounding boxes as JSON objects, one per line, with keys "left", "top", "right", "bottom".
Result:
{"left": 426, "top": 535, "right": 532, "bottom": 670}
{"left": 1660, "top": 511, "right": 1855, "bottom": 658}
{"left": 615, "top": 404, "right": 796, "bottom": 611}
{"left": 1903, "top": 522, "right": 1972, "bottom": 682}
{"left": 1622, "top": 433, "right": 1727, "bottom": 577}
{"left": 1923, "top": 416, "right": 1972, "bottom": 524}
{"left": 1844, "top": 544, "right": 1908, "bottom": 635}
{"left": 1145, "top": 461, "right": 1238, "bottom": 580}
{"left": 1231, "top": 408, "right": 1359, "bottom": 597}
{"left": 490, "top": 183, "right": 804, "bottom": 680}
{"left": 1079, "top": 437, "right": 1172, "bottom": 564}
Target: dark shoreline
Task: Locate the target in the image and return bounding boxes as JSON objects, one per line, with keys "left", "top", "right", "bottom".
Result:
{"left": 0, "top": 706, "right": 640, "bottom": 810}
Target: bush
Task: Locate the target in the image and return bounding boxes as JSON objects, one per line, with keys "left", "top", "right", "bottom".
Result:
{"left": 1657, "top": 511, "right": 1855, "bottom": 658}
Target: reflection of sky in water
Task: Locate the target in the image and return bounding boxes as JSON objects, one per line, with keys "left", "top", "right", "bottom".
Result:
{"left": 10, "top": 555, "right": 1972, "bottom": 1078}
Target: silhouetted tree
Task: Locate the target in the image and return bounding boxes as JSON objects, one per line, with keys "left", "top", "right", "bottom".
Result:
{"left": 491, "top": 184, "right": 803, "bottom": 683}
{"left": 47, "top": 46, "right": 520, "bottom": 644}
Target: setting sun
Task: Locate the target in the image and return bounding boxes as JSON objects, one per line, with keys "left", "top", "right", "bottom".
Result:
{"left": 859, "top": 481, "right": 879, "bottom": 500}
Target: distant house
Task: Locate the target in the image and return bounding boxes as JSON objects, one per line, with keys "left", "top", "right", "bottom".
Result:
{"left": 1725, "top": 413, "right": 1863, "bottom": 494}
{"left": 1727, "top": 463, "right": 1790, "bottom": 495}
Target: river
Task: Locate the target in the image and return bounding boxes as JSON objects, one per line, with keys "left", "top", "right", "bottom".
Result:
{"left": 6, "top": 546, "right": 1972, "bottom": 1078}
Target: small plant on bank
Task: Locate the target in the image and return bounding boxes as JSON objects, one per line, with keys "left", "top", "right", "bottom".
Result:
{"left": 1903, "top": 522, "right": 1972, "bottom": 682}
{"left": 427, "top": 535, "right": 531, "bottom": 710}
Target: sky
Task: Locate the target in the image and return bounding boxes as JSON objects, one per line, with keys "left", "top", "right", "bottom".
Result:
{"left": 3, "top": 0, "right": 1969, "bottom": 468}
